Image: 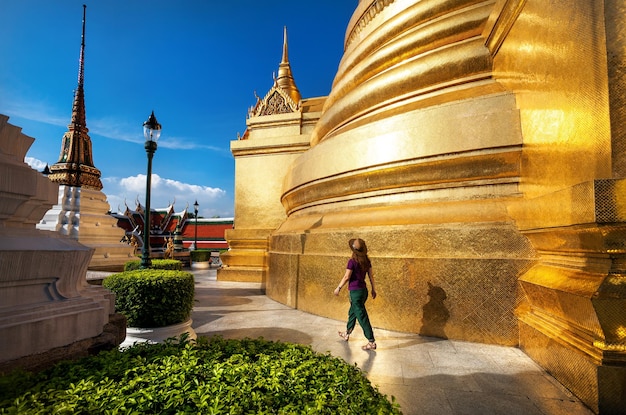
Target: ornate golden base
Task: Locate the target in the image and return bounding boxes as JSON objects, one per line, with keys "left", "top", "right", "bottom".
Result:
{"left": 511, "top": 179, "right": 626, "bottom": 414}
{"left": 520, "top": 321, "right": 625, "bottom": 414}
{"left": 218, "top": 229, "right": 269, "bottom": 284}
{"left": 217, "top": 267, "right": 265, "bottom": 283}
{"left": 269, "top": 205, "right": 535, "bottom": 346}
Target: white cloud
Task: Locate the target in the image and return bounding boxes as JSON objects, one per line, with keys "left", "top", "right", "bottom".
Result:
{"left": 24, "top": 156, "right": 48, "bottom": 171}
{"left": 2, "top": 100, "right": 67, "bottom": 129}
{"left": 23, "top": 159, "right": 231, "bottom": 217}
{"left": 88, "top": 118, "right": 227, "bottom": 152}
{"left": 87, "top": 117, "right": 144, "bottom": 145}
{"left": 103, "top": 174, "right": 230, "bottom": 217}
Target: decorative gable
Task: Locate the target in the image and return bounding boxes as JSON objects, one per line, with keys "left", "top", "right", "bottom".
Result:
{"left": 250, "top": 86, "right": 300, "bottom": 117}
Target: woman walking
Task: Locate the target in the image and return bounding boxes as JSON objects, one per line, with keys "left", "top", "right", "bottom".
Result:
{"left": 334, "top": 238, "right": 377, "bottom": 350}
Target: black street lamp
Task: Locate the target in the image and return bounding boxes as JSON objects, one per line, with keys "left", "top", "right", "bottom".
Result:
{"left": 140, "top": 111, "right": 162, "bottom": 269}
{"left": 193, "top": 200, "right": 199, "bottom": 250}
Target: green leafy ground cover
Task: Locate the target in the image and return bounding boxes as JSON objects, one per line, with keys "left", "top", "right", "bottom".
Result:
{"left": 0, "top": 336, "right": 402, "bottom": 414}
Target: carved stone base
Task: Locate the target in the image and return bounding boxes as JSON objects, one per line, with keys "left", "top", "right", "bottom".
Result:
{"left": 0, "top": 114, "right": 124, "bottom": 374}
{"left": 0, "top": 228, "right": 117, "bottom": 365}
{"left": 0, "top": 313, "right": 126, "bottom": 375}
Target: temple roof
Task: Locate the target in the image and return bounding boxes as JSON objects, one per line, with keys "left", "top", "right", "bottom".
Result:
{"left": 249, "top": 27, "right": 301, "bottom": 118}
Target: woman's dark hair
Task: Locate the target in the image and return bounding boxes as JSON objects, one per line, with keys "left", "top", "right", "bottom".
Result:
{"left": 349, "top": 238, "right": 371, "bottom": 271}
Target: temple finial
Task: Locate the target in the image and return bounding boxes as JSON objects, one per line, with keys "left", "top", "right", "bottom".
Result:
{"left": 78, "top": 5, "right": 86, "bottom": 87}
{"left": 71, "top": 4, "right": 87, "bottom": 128}
{"left": 275, "top": 26, "right": 301, "bottom": 105}
{"left": 281, "top": 26, "right": 289, "bottom": 64}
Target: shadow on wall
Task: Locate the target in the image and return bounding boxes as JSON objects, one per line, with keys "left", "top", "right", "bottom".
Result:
{"left": 420, "top": 282, "right": 449, "bottom": 339}
{"left": 300, "top": 217, "right": 324, "bottom": 254}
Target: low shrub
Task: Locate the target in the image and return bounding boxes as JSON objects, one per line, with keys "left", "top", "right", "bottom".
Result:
{"left": 124, "top": 259, "right": 182, "bottom": 271}
{"left": 190, "top": 249, "right": 212, "bottom": 262}
{"left": 0, "top": 336, "right": 401, "bottom": 414}
{"left": 103, "top": 269, "right": 194, "bottom": 327}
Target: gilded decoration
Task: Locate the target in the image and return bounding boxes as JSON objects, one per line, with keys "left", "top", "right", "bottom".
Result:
{"left": 253, "top": 89, "right": 298, "bottom": 117}
{"left": 248, "top": 27, "right": 301, "bottom": 118}
{"left": 484, "top": 0, "right": 526, "bottom": 55}
{"left": 309, "top": 0, "right": 496, "bottom": 146}
{"left": 345, "top": 0, "right": 395, "bottom": 49}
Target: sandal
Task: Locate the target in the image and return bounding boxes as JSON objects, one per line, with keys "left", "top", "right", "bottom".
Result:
{"left": 362, "top": 341, "right": 377, "bottom": 350}
{"left": 338, "top": 331, "right": 350, "bottom": 341}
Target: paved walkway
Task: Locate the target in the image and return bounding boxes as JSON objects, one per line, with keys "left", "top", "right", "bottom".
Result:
{"left": 191, "top": 269, "right": 594, "bottom": 415}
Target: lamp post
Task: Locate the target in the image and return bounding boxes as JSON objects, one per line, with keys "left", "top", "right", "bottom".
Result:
{"left": 193, "top": 200, "right": 199, "bottom": 250}
{"left": 140, "top": 111, "right": 162, "bottom": 269}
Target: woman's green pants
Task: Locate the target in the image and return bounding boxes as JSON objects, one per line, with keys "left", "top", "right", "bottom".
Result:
{"left": 346, "top": 288, "right": 375, "bottom": 342}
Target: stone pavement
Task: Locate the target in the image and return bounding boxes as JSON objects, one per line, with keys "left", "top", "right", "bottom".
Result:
{"left": 191, "top": 269, "right": 594, "bottom": 415}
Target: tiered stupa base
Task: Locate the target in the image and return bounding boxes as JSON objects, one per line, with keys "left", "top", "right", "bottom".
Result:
{"left": 38, "top": 185, "right": 135, "bottom": 271}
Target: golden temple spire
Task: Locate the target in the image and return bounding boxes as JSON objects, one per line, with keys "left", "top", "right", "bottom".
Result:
{"left": 249, "top": 26, "right": 302, "bottom": 117}
{"left": 275, "top": 26, "right": 301, "bottom": 105}
{"left": 72, "top": 3, "right": 87, "bottom": 128}
{"left": 48, "top": 4, "right": 102, "bottom": 190}
{"left": 281, "top": 25, "right": 289, "bottom": 64}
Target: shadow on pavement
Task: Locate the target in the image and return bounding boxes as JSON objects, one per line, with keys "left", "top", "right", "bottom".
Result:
{"left": 197, "top": 327, "right": 313, "bottom": 346}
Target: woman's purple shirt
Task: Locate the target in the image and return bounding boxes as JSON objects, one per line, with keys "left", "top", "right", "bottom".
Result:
{"left": 347, "top": 258, "right": 369, "bottom": 290}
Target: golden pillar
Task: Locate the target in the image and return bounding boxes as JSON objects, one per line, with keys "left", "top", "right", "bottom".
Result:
{"left": 494, "top": 0, "right": 626, "bottom": 412}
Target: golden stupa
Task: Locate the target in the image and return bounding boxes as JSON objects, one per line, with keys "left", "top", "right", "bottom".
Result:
{"left": 221, "top": 1, "right": 626, "bottom": 412}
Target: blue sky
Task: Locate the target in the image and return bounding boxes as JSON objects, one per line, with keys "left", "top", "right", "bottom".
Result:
{"left": 0, "top": 1, "right": 355, "bottom": 218}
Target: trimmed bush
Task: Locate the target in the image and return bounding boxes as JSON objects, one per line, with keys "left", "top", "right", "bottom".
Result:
{"left": 124, "top": 259, "right": 182, "bottom": 271}
{"left": 103, "top": 269, "right": 194, "bottom": 327}
{"left": 190, "top": 249, "right": 212, "bottom": 262}
{"left": 0, "top": 336, "right": 402, "bottom": 414}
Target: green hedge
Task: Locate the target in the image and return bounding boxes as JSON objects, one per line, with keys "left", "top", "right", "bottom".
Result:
{"left": 124, "top": 259, "right": 182, "bottom": 271}
{"left": 0, "top": 336, "right": 401, "bottom": 414}
{"left": 103, "top": 269, "right": 194, "bottom": 327}
{"left": 190, "top": 249, "right": 213, "bottom": 262}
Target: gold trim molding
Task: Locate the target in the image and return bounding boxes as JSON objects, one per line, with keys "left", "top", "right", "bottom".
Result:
{"left": 484, "top": 0, "right": 526, "bottom": 56}
{"left": 282, "top": 149, "right": 522, "bottom": 215}
{"left": 345, "top": 0, "right": 395, "bottom": 49}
